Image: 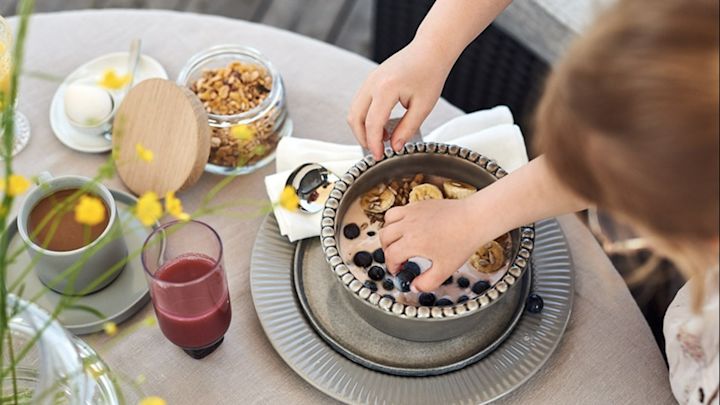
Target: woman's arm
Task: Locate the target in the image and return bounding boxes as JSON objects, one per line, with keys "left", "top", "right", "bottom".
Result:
{"left": 347, "top": 0, "right": 512, "bottom": 160}
{"left": 381, "top": 156, "right": 589, "bottom": 291}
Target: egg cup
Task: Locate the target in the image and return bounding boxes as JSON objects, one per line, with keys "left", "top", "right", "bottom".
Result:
{"left": 63, "top": 81, "right": 117, "bottom": 137}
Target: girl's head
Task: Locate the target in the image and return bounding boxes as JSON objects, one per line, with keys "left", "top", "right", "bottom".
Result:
{"left": 535, "top": 0, "right": 719, "bottom": 282}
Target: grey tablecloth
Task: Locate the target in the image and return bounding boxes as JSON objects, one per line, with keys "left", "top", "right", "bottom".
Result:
{"left": 11, "top": 10, "right": 674, "bottom": 404}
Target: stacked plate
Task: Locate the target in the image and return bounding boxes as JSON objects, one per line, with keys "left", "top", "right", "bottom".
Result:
{"left": 250, "top": 215, "right": 573, "bottom": 403}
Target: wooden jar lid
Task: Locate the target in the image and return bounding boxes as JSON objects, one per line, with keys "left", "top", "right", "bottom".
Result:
{"left": 113, "top": 79, "right": 209, "bottom": 196}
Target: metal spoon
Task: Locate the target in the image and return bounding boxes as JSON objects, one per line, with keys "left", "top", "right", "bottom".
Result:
{"left": 103, "top": 39, "right": 142, "bottom": 141}
{"left": 285, "top": 163, "right": 339, "bottom": 214}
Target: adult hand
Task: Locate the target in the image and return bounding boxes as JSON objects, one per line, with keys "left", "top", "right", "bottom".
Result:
{"left": 380, "top": 198, "right": 485, "bottom": 292}
{"left": 346, "top": 42, "right": 451, "bottom": 160}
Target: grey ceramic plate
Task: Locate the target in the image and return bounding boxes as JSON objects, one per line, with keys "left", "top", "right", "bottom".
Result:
{"left": 250, "top": 215, "right": 574, "bottom": 404}
{"left": 294, "top": 236, "right": 531, "bottom": 376}
{"left": 5, "top": 189, "right": 152, "bottom": 335}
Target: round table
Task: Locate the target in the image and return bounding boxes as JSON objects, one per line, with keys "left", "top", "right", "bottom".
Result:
{"left": 12, "top": 10, "right": 674, "bottom": 404}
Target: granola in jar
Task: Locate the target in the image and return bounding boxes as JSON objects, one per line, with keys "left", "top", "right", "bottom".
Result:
{"left": 178, "top": 45, "right": 290, "bottom": 174}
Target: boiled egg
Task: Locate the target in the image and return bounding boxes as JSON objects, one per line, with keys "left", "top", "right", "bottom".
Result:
{"left": 64, "top": 83, "right": 114, "bottom": 127}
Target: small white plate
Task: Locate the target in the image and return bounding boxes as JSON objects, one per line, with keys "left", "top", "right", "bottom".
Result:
{"left": 49, "top": 52, "right": 168, "bottom": 153}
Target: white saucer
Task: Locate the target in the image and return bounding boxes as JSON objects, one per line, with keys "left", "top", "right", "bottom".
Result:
{"left": 49, "top": 52, "right": 168, "bottom": 153}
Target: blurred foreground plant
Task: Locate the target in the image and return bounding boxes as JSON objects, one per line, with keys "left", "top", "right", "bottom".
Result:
{"left": 0, "top": 2, "right": 296, "bottom": 403}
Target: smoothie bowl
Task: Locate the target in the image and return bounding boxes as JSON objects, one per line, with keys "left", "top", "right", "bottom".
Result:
{"left": 321, "top": 143, "right": 534, "bottom": 341}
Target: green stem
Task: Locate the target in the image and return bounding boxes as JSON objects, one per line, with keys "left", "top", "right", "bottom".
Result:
{"left": 5, "top": 333, "right": 17, "bottom": 405}
{"left": 1, "top": 1, "right": 35, "bottom": 400}
{"left": 201, "top": 174, "right": 239, "bottom": 206}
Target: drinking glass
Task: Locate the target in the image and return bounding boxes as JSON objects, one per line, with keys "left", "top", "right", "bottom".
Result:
{"left": 0, "top": 15, "right": 31, "bottom": 157}
{"left": 141, "top": 220, "right": 232, "bottom": 359}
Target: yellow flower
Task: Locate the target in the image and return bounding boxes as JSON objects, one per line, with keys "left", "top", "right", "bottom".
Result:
{"left": 278, "top": 186, "right": 300, "bottom": 212}
{"left": 135, "top": 143, "right": 154, "bottom": 163}
{"left": 230, "top": 125, "right": 254, "bottom": 141}
{"left": 103, "top": 322, "right": 118, "bottom": 337}
{"left": 143, "top": 315, "right": 157, "bottom": 327}
{"left": 98, "top": 68, "right": 131, "bottom": 90}
{"left": 74, "top": 195, "right": 106, "bottom": 226}
{"left": 135, "top": 192, "right": 162, "bottom": 226}
{"left": 139, "top": 396, "right": 166, "bottom": 405}
{"left": 165, "top": 192, "right": 190, "bottom": 221}
{"left": 0, "top": 174, "right": 31, "bottom": 197}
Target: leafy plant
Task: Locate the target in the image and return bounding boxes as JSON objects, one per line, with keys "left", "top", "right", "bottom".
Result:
{"left": 0, "top": 1, "right": 299, "bottom": 403}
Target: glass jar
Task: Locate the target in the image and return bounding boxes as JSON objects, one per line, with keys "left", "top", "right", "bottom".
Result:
{"left": 2, "top": 295, "right": 119, "bottom": 404}
{"left": 177, "top": 45, "right": 291, "bottom": 176}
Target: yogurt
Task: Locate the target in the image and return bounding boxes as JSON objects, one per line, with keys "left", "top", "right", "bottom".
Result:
{"left": 339, "top": 175, "right": 511, "bottom": 307}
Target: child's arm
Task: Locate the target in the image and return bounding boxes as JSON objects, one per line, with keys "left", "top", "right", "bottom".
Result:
{"left": 347, "top": 0, "right": 512, "bottom": 160}
{"left": 380, "top": 156, "right": 589, "bottom": 291}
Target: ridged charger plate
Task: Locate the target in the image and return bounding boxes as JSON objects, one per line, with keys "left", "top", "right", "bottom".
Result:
{"left": 250, "top": 215, "right": 574, "bottom": 404}
{"left": 293, "top": 236, "right": 531, "bottom": 376}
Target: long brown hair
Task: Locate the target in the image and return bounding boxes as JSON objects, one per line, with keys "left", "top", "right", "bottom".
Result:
{"left": 534, "top": 0, "right": 719, "bottom": 304}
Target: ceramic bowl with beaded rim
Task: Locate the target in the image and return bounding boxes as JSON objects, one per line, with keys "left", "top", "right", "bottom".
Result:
{"left": 321, "top": 142, "right": 535, "bottom": 342}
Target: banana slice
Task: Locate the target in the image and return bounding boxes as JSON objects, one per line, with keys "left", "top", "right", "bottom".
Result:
{"left": 469, "top": 241, "right": 505, "bottom": 273}
{"left": 409, "top": 183, "right": 444, "bottom": 203}
{"left": 360, "top": 184, "right": 396, "bottom": 213}
{"left": 442, "top": 180, "right": 477, "bottom": 199}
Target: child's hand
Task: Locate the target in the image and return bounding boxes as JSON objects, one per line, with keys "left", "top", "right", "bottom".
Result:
{"left": 347, "top": 41, "right": 452, "bottom": 160}
{"left": 380, "top": 198, "right": 485, "bottom": 292}
{"left": 379, "top": 157, "right": 591, "bottom": 293}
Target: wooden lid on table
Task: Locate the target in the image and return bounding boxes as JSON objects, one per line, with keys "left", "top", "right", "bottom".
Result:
{"left": 113, "top": 79, "right": 209, "bottom": 196}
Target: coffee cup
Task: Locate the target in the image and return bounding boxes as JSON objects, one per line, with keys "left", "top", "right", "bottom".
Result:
{"left": 17, "top": 173, "right": 128, "bottom": 295}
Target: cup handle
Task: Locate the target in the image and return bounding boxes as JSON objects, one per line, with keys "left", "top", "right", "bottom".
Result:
{"left": 36, "top": 171, "right": 53, "bottom": 186}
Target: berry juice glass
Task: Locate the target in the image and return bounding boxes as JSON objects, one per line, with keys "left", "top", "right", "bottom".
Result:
{"left": 142, "top": 220, "right": 231, "bottom": 359}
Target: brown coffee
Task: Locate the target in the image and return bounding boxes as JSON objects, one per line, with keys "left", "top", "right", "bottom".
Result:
{"left": 28, "top": 188, "right": 110, "bottom": 252}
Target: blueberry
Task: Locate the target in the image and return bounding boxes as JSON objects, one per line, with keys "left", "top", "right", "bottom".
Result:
{"left": 418, "top": 292, "right": 436, "bottom": 306}
{"left": 402, "top": 261, "right": 421, "bottom": 277}
{"left": 435, "top": 298, "right": 453, "bottom": 307}
{"left": 372, "top": 248, "right": 385, "bottom": 264}
{"left": 353, "top": 251, "right": 373, "bottom": 267}
{"left": 457, "top": 277, "right": 470, "bottom": 289}
{"left": 471, "top": 280, "right": 491, "bottom": 295}
{"left": 368, "top": 266, "right": 385, "bottom": 281}
{"left": 457, "top": 295, "right": 469, "bottom": 304}
{"left": 396, "top": 270, "right": 416, "bottom": 292}
{"left": 382, "top": 294, "right": 395, "bottom": 303}
{"left": 367, "top": 231, "right": 376, "bottom": 237}
{"left": 526, "top": 293, "right": 544, "bottom": 313}
{"left": 442, "top": 276, "right": 453, "bottom": 286}
{"left": 382, "top": 278, "right": 395, "bottom": 290}
{"left": 363, "top": 280, "right": 378, "bottom": 292}
{"left": 343, "top": 223, "right": 360, "bottom": 239}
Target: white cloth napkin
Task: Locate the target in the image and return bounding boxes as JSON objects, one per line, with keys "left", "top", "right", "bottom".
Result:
{"left": 264, "top": 106, "right": 529, "bottom": 242}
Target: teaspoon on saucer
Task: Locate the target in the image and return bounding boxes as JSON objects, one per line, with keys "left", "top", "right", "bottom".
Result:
{"left": 103, "top": 39, "right": 142, "bottom": 141}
